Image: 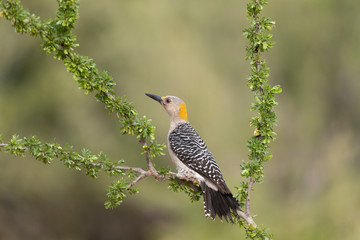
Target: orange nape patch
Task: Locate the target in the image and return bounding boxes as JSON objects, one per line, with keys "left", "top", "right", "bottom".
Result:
{"left": 178, "top": 102, "right": 188, "bottom": 121}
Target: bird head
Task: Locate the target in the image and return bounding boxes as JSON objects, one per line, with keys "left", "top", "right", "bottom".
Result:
{"left": 145, "top": 93, "right": 188, "bottom": 122}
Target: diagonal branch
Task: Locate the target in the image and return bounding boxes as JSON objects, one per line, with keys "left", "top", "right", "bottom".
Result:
{"left": 126, "top": 173, "right": 147, "bottom": 189}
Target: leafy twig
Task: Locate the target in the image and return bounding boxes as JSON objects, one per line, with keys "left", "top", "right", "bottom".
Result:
{"left": 235, "top": 0, "right": 280, "bottom": 238}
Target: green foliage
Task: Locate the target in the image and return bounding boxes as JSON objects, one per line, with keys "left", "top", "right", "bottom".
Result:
{"left": 3, "top": 135, "right": 124, "bottom": 178}
{"left": 105, "top": 179, "right": 139, "bottom": 209}
{"left": 1, "top": 134, "right": 146, "bottom": 208}
{"left": 156, "top": 166, "right": 172, "bottom": 176}
{"left": 235, "top": 0, "right": 280, "bottom": 239}
{"left": 245, "top": 225, "right": 273, "bottom": 240}
{"left": 234, "top": 181, "right": 249, "bottom": 209}
{"left": 238, "top": 0, "right": 279, "bottom": 186}
{"left": 169, "top": 179, "right": 202, "bottom": 203}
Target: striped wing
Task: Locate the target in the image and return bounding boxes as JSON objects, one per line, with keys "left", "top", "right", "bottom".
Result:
{"left": 168, "top": 122, "right": 230, "bottom": 193}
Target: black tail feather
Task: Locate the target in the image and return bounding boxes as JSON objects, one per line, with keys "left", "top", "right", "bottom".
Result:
{"left": 200, "top": 182, "right": 240, "bottom": 222}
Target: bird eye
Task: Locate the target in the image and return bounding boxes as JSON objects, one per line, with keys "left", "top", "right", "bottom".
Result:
{"left": 166, "top": 98, "right": 171, "bottom": 103}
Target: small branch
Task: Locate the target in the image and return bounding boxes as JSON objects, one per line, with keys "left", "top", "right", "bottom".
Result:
{"left": 110, "top": 154, "right": 187, "bottom": 190}
{"left": 0, "top": 144, "right": 8, "bottom": 148}
{"left": 114, "top": 165, "right": 178, "bottom": 181}
{"left": 126, "top": 173, "right": 147, "bottom": 189}
{"left": 118, "top": 165, "right": 197, "bottom": 192}
{"left": 116, "top": 164, "right": 199, "bottom": 193}
{"left": 139, "top": 137, "right": 157, "bottom": 173}
{"left": 246, "top": 178, "right": 255, "bottom": 216}
{"left": 113, "top": 166, "right": 147, "bottom": 175}
{"left": 114, "top": 165, "right": 175, "bottom": 189}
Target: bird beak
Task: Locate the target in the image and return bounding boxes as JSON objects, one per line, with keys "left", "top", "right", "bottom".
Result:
{"left": 145, "top": 93, "right": 164, "bottom": 104}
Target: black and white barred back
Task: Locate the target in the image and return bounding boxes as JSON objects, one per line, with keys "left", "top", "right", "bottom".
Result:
{"left": 169, "top": 122, "right": 240, "bottom": 222}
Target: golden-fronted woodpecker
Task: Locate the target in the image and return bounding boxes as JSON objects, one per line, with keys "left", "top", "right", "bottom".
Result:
{"left": 145, "top": 93, "right": 239, "bottom": 222}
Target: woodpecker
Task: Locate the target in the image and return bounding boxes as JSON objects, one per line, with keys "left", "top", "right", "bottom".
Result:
{"left": 145, "top": 93, "right": 240, "bottom": 222}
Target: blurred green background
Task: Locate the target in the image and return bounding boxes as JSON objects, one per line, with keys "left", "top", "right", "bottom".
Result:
{"left": 1, "top": 0, "right": 360, "bottom": 239}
